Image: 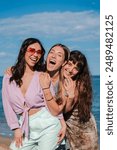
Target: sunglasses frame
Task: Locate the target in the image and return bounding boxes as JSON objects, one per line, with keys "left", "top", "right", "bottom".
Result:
{"left": 27, "top": 47, "right": 43, "bottom": 55}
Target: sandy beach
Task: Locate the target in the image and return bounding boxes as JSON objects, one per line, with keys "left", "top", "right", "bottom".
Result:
{"left": 0, "top": 135, "right": 12, "bottom": 150}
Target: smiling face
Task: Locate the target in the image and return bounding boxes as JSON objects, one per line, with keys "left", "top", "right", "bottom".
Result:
{"left": 62, "top": 60, "right": 79, "bottom": 78}
{"left": 25, "top": 42, "right": 43, "bottom": 69}
{"left": 46, "top": 45, "right": 66, "bottom": 72}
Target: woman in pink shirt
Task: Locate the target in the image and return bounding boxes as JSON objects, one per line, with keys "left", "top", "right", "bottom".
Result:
{"left": 2, "top": 38, "right": 67, "bottom": 150}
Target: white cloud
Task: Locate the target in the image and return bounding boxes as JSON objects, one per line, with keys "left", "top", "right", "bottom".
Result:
{"left": 0, "top": 11, "right": 99, "bottom": 41}
{"left": 0, "top": 52, "right": 6, "bottom": 57}
{"left": 0, "top": 51, "right": 16, "bottom": 57}
{"left": 0, "top": 11, "right": 100, "bottom": 75}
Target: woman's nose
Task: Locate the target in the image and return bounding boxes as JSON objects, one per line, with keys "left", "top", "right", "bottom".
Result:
{"left": 51, "top": 53, "right": 56, "bottom": 58}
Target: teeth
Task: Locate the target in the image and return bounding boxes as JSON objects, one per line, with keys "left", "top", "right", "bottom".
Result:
{"left": 30, "top": 57, "right": 37, "bottom": 61}
{"left": 31, "top": 59, "right": 36, "bottom": 61}
{"left": 49, "top": 59, "right": 56, "bottom": 65}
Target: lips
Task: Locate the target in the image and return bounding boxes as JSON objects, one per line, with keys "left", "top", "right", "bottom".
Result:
{"left": 30, "top": 56, "right": 39, "bottom": 63}
{"left": 49, "top": 59, "right": 56, "bottom": 65}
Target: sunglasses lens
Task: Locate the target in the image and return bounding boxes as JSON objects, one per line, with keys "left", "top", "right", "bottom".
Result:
{"left": 27, "top": 48, "right": 43, "bottom": 55}
{"left": 37, "top": 50, "right": 43, "bottom": 55}
{"left": 28, "top": 48, "right": 35, "bottom": 53}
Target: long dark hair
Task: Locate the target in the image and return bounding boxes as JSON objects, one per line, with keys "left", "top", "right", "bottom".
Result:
{"left": 70, "top": 50, "right": 92, "bottom": 123}
{"left": 10, "top": 38, "right": 45, "bottom": 86}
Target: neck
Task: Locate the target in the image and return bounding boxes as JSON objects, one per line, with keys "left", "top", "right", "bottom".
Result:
{"left": 25, "top": 65, "right": 34, "bottom": 75}
{"left": 49, "top": 71, "right": 59, "bottom": 85}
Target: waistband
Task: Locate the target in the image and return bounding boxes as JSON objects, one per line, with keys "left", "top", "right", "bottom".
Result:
{"left": 29, "top": 107, "right": 46, "bottom": 120}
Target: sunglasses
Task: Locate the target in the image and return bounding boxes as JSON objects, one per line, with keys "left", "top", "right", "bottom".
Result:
{"left": 27, "top": 47, "right": 43, "bottom": 55}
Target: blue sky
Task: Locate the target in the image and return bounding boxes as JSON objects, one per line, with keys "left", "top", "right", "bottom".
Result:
{"left": 0, "top": 0, "right": 100, "bottom": 75}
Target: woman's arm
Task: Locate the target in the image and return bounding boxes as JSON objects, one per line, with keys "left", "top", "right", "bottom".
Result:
{"left": 4, "top": 67, "right": 12, "bottom": 75}
{"left": 42, "top": 87, "right": 66, "bottom": 115}
{"left": 64, "top": 97, "right": 74, "bottom": 113}
{"left": 39, "top": 72, "right": 66, "bottom": 116}
{"left": 2, "top": 75, "right": 23, "bottom": 147}
{"left": 2, "top": 75, "right": 20, "bottom": 130}
{"left": 58, "top": 118, "right": 66, "bottom": 143}
{"left": 63, "top": 77, "right": 76, "bottom": 113}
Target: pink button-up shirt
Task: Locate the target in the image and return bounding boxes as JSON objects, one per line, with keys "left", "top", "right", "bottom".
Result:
{"left": 2, "top": 71, "right": 63, "bottom": 138}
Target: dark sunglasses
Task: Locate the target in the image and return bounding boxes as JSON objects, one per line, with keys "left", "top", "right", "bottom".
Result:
{"left": 27, "top": 47, "right": 43, "bottom": 55}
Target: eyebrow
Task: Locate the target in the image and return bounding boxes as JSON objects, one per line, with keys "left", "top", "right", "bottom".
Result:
{"left": 51, "top": 49, "right": 55, "bottom": 52}
{"left": 58, "top": 52, "right": 64, "bottom": 55}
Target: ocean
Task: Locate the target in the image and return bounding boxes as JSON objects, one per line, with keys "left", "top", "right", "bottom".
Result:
{"left": 0, "top": 76, "right": 100, "bottom": 141}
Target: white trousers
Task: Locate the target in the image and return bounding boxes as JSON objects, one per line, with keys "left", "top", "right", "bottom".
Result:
{"left": 10, "top": 107, "right": 61, "bottom": 150}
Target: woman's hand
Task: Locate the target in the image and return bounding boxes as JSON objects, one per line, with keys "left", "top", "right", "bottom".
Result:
{"left": 57, "top": 119, "right": 66, "bottom": 143}
{"left": 57, "top": 126, "right": 66, "bottom": 144}
{"left": 64, "top": 77, "right": 76, "bottom": 99}
{"left": 14, "top": 128, "right": 23, "bottom": 148}
{"left": 39, "top": 72, "right": 51, "bottom": 89}
{"left": 4, "top": 67, "right": 12, "bottom": 75}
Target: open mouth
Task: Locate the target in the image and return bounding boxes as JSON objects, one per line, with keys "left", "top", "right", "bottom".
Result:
{"left": 30, "top": 56, "right": 38, "bottom": 63}
{"left": 49, "top": 60, "right": 56, "bottom": 65}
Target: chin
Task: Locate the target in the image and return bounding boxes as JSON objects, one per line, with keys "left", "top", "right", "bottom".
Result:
{"left": 30, "top": 63, "right": 36, "bottom": 68}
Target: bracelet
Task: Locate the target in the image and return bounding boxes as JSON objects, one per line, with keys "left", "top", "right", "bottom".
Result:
{"left": 42, "top": 87, "right": 49, "bottom": 90}
{"left": 46, "top": 97, "right": 53, "bottom": 101}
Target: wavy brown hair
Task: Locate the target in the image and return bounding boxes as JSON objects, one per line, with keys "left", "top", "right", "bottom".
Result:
{"left": 70, "top": 50, "right": 92, "bottom": 123}
{"left": 10, "top": 38, "right": 45, "bottom": 86}
{"left": 57, "top": 50, "right": 92, "bottom": 123}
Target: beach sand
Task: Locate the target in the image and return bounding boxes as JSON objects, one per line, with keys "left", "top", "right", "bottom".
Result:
{"left": 0, "top": 135, "right": 12, "bottom": 150}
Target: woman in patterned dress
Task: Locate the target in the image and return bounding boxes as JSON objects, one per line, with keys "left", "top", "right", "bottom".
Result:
{"left": 61, "top": 50, "right": 99, "bottom": 150}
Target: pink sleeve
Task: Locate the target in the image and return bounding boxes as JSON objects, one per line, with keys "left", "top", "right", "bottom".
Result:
{"left": 50, "top": 83, "right": 63, "bottom": 119}
{"left": 2, "top": 75, "right": 20, "bottom": 130}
